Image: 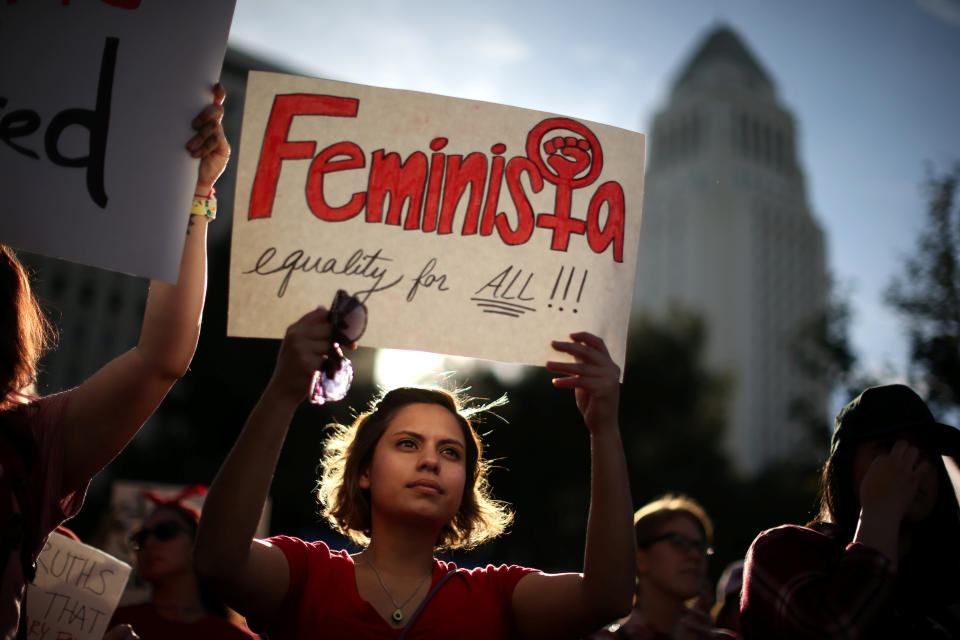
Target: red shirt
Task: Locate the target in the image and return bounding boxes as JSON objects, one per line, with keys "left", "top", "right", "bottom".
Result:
{"left": 2, "top": 392, "right": 87, "bottom": 640}
{"left": 249, "top": 536, "right": 537, "bottom": 639}
{"left": 110, "top": 603, "right": 258, "bottom": 640}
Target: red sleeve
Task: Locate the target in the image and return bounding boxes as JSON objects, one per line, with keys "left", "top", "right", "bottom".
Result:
{"left": 468, "top": 563, "right": 538, "bottom": 630}
{"left": 245, "top": 535, "right": 332, "bottom": 633}
{"left": 26, "top": 391, "right": 88, "bottom": 545}
{"left": 741, "top": 524, "right": 896, "bottom": 640}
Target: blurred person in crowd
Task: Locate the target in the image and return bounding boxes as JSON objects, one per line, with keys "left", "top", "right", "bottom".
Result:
{"left": 741, "top": 384, "right": 960, "bottom": 638}
{"left": 585, "top": 494, "right": 736, "bottom": 639}
{"left": 110, "top": 488, "right": 256, "bottom": 639}
{"left": 0, "top": 84, "right": 229, "bottom": 640}
{"left": 710, "top": 560, "right": 743, "bottom": 636}
{"left": 195, "top": 304, "right": 636, "bottom": 639}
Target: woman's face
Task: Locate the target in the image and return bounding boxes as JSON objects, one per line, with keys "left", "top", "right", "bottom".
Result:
{"left": 134, "top": 510, "right": 195, "bottom": 583}
{"left": 850, "top": 430, "right": 940, "bottom": 523}
{"left": 360, "top": 403, "right": 467, "bottom": 532}
{"left": 637, "top": 515, "right": 709, "bottom": 601}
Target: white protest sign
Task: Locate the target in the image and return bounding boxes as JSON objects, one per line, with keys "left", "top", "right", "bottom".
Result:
{"left": 0, "top": 0, "right": 235, "bottom": 283}
{"left": 24, "top": 533, "right": 132, "bottom": 640}
{"left": 229, "top": 72, "right": 645, "bottom": 373}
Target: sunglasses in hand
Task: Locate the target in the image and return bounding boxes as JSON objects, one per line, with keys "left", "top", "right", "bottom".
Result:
{"left": 309, "top": 289, "right": 369, "bottom": 405}
{"left": 129, "top": 520, "right": 190, "bottom": 551}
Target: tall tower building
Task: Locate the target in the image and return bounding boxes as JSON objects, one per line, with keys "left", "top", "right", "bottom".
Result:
{"left": 633, "top": 25, "right": 828, "bottom": 474}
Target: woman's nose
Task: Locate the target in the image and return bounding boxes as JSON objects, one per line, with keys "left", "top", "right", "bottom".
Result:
{"left": 418, "top": 450, "right": 439, "bottom": 472}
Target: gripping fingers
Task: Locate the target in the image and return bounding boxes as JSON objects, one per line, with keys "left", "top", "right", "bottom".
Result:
{"left": 191, "top": 100, "right": 225, "bottom": 130}
{"left": 567, "top": 331, "right": 610, "bottom": 354}
{"left": 551, "top": 340, "right": 604, "bottom": 366}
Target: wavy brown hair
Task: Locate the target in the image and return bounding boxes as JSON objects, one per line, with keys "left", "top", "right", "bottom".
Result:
{"left": 0, "top": 246, "right": 55, "bottom": 409}
{"left": 317, "top": 386, "right": 512, "bottom": 550}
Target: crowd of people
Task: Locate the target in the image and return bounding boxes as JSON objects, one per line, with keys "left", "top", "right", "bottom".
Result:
{"left": 2, "top": 80, "right": 959, "bottom": 640}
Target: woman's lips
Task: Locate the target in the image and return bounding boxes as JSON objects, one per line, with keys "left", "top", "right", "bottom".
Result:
{"left": 408, "top": 479, "right": 443, "bottom": 494}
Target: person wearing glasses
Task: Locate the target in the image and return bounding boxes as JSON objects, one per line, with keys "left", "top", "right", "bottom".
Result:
{"left": 586, "top": 494, "right": 736, "bottom": 640}
{"left": 110, "top": 496, "right": 257, "bottom": 639}
{"left": 195, "top": 304, "right": 636, "bottom": 639}
{"left": 0, "top": 85, "right": 229, "bottom": 640}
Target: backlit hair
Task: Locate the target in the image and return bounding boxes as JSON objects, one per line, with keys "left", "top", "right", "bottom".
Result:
{"left": 0, "top": 246, "right": 55, "bottom": 409}
{"left": 633, "top": 493, "right": 714, "bottom": 546}
{"left": 317, "top": 386, "right": 513, "bottom": 550}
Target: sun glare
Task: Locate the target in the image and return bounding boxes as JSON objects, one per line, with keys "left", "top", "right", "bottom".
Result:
{"left": 373, "top": 349, "right": 455, "bottom": 390}
{"left": 373, "top": 348, "right": 531, "bottom": 391}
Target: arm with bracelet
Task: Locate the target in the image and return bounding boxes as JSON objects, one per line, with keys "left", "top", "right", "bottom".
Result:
{"left": 60, "top": 83, "right": 231, "bottom": 491}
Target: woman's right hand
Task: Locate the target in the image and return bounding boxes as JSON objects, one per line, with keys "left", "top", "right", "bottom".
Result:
{"left": 858, "top": 439, "right": 926, "bottom": 525}
{"left": 267, "top": 307, "right": 333, "bottom": 403}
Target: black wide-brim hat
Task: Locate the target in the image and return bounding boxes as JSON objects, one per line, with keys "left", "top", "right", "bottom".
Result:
{"left": 831, "top": 384, "right": 960, "bottom": 458}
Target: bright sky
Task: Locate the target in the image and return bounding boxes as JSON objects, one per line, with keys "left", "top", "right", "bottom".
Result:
{"left": 228, "top": 0, "right": 960, "bottom": 383}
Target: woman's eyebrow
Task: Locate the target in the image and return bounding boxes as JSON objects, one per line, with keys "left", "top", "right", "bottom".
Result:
{"left": 393, "top": 430, "right": 465, "bottom": 449}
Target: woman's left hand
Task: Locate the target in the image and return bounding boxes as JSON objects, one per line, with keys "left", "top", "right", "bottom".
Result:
{"left": 547, "top": 332, "right": 621, "bottom": 434}
{"left": 187, "top": 82, "right": 230, "bottom": 195}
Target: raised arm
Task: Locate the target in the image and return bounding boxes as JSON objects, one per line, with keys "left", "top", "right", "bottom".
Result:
{"left": 62, "top": 84, "right": 230, "bottom": 491}
{"left": 512, "top": 332, "right": 635, "bottom": 640}
{"left": 195, "top": 308, "right": 333, "bottom": 621}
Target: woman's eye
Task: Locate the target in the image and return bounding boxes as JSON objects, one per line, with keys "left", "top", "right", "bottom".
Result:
{"left": 441, "top": 447, "right": 461, "bottom": 460}
{"left": 397, "top": 439, "right": 416, "bottom": 449}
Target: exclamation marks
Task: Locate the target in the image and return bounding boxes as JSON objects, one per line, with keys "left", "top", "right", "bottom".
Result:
{"left": 548, "top": 266, "right": 587, "bottom": 313}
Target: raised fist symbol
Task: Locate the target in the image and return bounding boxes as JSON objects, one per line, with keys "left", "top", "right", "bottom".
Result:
{"left": 543, "top": 136, "right": 593, "bottom": 179}
{"left": 526, "top": 118, "right": 603, "bottom": 189}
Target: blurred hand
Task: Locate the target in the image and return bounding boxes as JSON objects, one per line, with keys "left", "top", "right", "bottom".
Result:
{"left": 546, "top": 332, "right": 620, "bottom": 434}
{"left": 103, "top": 624, "right": 139, "bottom": 640}
{"left": 267, "top": 307, "right": 333, "bottom": 403}
{"left": 674, "top": 604, "right": 714, "bottom": 640}
{"left": 187, "top": 82, "right": 230, "bottom": 195}
{"left": 858, "top": 440, "right": 926, "bottom": 525}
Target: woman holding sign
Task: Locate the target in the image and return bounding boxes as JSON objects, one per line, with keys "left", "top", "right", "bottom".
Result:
{"left": 195, "top": 298, "right": 636, "bottom": 639}
{"left": 0, "top": 84, "right": 230, "bottom": 640}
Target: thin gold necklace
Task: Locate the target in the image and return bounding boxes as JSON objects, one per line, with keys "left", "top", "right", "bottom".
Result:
{"left": 362, "top": 553, "right": 432, "bottom": 623}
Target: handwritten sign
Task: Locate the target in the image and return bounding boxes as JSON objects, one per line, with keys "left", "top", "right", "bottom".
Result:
{"left": 24, "top": 533, "right": 132, "bottom": 640}
{"left": 0, "top": 0, "right": 235, "bottom": 283}
{"left": 229, "top": 72, "right": 645, "bottom": 373}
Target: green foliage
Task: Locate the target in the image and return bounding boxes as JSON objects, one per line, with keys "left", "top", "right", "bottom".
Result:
{"left": 788, "top": 276, "right": 877, "bottom": 462}
{"left": 886, "top": 162, "right": 960, "bottom": 411}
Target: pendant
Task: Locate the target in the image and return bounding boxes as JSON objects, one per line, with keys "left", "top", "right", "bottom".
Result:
{"left": 392, "top": 608, "right": 404, "bottom": 622}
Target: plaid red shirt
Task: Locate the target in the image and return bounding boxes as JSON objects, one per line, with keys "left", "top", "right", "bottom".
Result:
{"left": 741, "top": 522, "right": 959, "bottom": 639}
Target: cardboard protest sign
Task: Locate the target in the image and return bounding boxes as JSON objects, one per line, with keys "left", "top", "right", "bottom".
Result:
{"left": 229, "top": 72, "right": 645, "bottom": 373}
{"left": 24, "top": 533, "right": 131, "bottom": 640}
{"left": 0, "top": 1, "right": 235, "bottom": 283}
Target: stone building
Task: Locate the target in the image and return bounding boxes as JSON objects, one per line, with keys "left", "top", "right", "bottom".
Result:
{"left": 633, "top": 25, "right": 828, "bottom": 474}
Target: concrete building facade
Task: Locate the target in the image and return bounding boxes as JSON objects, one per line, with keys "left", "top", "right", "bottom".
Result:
{"left": 633, "top": 26, "right": 828, "bottom": 474}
